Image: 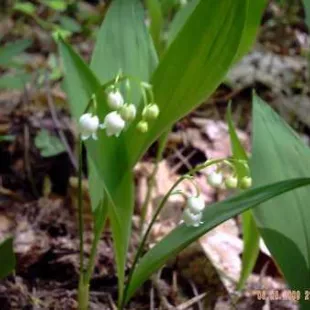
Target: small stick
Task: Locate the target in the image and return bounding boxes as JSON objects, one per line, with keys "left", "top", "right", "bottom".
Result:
{"left": 176, "top": 292, "right": 207, "bottom": 310}
{"left": 45, "top": 74, "right": 78, "bottom": 171}
{"left": 22, "top": 85, "right": 40, "bottom": 198}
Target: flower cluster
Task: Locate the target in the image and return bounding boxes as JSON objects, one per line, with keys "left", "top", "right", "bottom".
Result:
{"left": 182, "top": 195, "right": 205, "bottom": 227}
{"left": 207, "top": 169, "right": 252, "bottom": 190}
{"left": 78, "top": 77, "right": 160, "bottom": 140}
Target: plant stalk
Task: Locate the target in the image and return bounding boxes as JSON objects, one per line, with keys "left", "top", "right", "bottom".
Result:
{"left": 77, "top": 137, "right": 87, "bottom": 309}
{"left": 121, "top": 176, "right": 186, "bottom": 309}
{"left": 139, "top": 130, "right": 170, "bottom": 236}
{"left": 78, "top": 276, "right": 89, "bottom": 310}
{"left": 121, "top": 158, "right": 227, "bottom": 308}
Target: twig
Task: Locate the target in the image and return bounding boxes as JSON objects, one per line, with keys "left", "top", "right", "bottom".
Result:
{"left": 45, "top": 75, "right": 78, "bottom": 172}
{"left": 150, "top": 284, "right": 155, "bottom": 310}
{"left": 175, "top": 293, "right": 207, "bottom": 310}
{"left": 188, "top": 279, "right": 204, "bottom": 310}
{"left": 22, "top": 86, "right": 40, "bottom": 198}
{"left": 170, "top": 148, "right": 196, "bottom": 174}
{"left": 152, "top": 273, "right": 174, "bottom": 310}
{"left": 107, "top": 294, "right": 118, "bottom": 310}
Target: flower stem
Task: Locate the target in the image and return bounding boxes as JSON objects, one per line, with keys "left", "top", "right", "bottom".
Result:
{"left": 122, "top": 157, "right": 228, "bottom": 308}
{"left": 139, "top": 130, "right": 170, "bottom": 236}
{"left": 78, "top": 277, "right": 89, "bottom": 310}
{"left": 77, "top": 137, "right": 86, "bottom": 308}
{"left": 84, "top": 202, "right": 108, "bottom": 283}
{"left": 121, "top": 175, "right": 186, "bottom": 309}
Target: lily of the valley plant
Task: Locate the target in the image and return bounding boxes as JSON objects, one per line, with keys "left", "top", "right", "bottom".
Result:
{"left": 57, "top": 0, "right": 310, "bottom": 309}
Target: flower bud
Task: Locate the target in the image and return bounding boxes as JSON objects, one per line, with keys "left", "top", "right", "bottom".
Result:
{"left": 207, "top": 171, "right": 223, "bottom": 188}
{"left": 107, "top": 89, "right": 124, "bottom": 110}
{"left": 136, "top": 120, "right": 148, "bottom": 133}
{"left": 142, "top": 104, "right": 159, "bottom": 120}
{"left": 187, "top": 195, "right": 205, "bottom": 214}
{"left": 225, "top": 176, "right": 238, "bottom": 189}
{"left": 79, "top": 113, "right": 99, "bottom": 140}
{"left": 240, "top": 176, "right": 252, "bottom": 189}
{"left": 182, "top": 208, "right": 203, "bottom": 227}
{"left": 100, "top": 111, "right": 125, "bottom": 137}
{"left": 119, "top": 104, "right": 136, "bottom": 121}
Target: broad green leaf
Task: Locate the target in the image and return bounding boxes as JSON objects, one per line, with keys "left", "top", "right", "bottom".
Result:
{"left": 168, "top": 0, "right": 267, "bottom": 60}
{"left": 237, "top": 210, "right": 259, "bottom": 290}
{"left": 0, "top": 73, "right": 32, "bottom": 90}
{"left": 125, "top": 178, "right": 310, "bottom": 302}
{"left": 0, "top": 238, "right": 15, "bottom": 279}
{"left": 160, "top": 0, "right": 179, "bottom": 16}
{"left": 58, "top": 37, "right": 105, "bottom": 215}
{"left": 167, "top": 0, "right": 199, "bottom": 46}
{"left": 41, "top": 0, "right": 67, "bottom": 11}
{"left": 59, "top": 40, "right": 100, "bottom": 120}
{"left": 87, "top": 158, "right": 104, "bottom": 213}
{"left": 251, "top": 95, "right": 310, "bottom": 308}
{"left": 234, "top": 0, "right": 268, "bottom": 61}
{"left": 59, "top": 16, "right": 82, "bottom": 33}
{"left": 226, "top": 103, "right": 260, "bottom": 290}
{"left": 146, "top": 0, "right": 164, "bottom": 55}
{"left": 13, "top": 2, "right": 36, "bottom": 15}
{"left": 125, "top": 0, "right": 249, "bottom": 167}
{"left": 90, "top": 0, "right": 158, "bottom": 303}
{"left": 91, "top": 0, "right": 157, "bottom": 89}
{"left": 34, "top": 129, "right": 66, "bottom": 157}
{"left": 0, "top": 39, "right": 32, "bottom": 66}
{"left": 303, "top": 0, "right": 310, "bottom": 29}
{"left": 0, "top": 135, "right": 15, "bottom": 142}
{"left": 226, "top": 102, "right": 248, "bottom": 179}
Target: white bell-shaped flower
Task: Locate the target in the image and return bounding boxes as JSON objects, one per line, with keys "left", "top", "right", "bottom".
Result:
{"left": 182, "top": 208, "right": 203, "bottom": 227}
{"left": 142, "top": 104, "right": 160, "bottom": 120}
{"left": 136, "top": 120, "right": 148, "bottom": 133}
{"left": 187, "top": 195, "right": 205, "bottom": 214}
{"left": 100, "top": 111, "right": 125, "bottom": 137}
{"left": 240, "top": 176, "right": 252, "bottom": 189}
{"left": 225, "top": 176, "right": 238, "bottom": 189}
{"left": 120, "top": 103, "right": 136, "bottom": 121}
{"left": 79, "top": 113, "right": 99, "bottom": 140}
{"left": 107, "top": 89, "right": 124, "bottom": 110}
{"left": 207, "top": 171, "right": 223, "bottom": 188}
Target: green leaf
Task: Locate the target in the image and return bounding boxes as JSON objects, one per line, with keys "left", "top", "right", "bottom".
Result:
{"left": 13, "top": 2, "right": 36, "bottom": 15}
{"left": 160, "top": 0, "right": 179, "bottom": 16}
{"left": 0, "top": 238, "right": 16, "bottom": 279}
{"left": 167, "top": 0, "right": 199, "bottom": 46}
{"left": 146, "top": 0, "right": 164, "bottom": 55}
{"left": 302, "top": 0, "right": 310, "bottom": 29}
{"left": 0, "top": 73, "right": 32, "bottom": 90}
{"left": 237, "top": 210, "right": 259, "bottom": 290}
{"left": 0, "top": 135, "right": 15, "bottom": 142}
{"left": 59, "top": 16, "right": 82, "bottom": 33}
{"left": 91, "top": 0, "right": 157, "bottom": 91}
{"left": 0, "top": 39, "right": 32, "bottom": 66}
{"left": 88, "top": 158, "right": 104, "bottom": 213}
{"left": 251, "top": 95, "right": 310, "bottom": 307}
{"left": 41, "top": 0, "right": 67, "bottom": 11}
{"left": 35, "top": 129, "right": 66, "bottom": 157}
{"left": 125, "top": 178, "right": 310, "bottom": 302}
{"left": 234, "top": 0, "right": 268, "bottom": 61}
{"left": 226, "top": 102, "right": 248, "bottom": 178}
{"left": 125, "top": 0, "right": 249, "bottom": 167}
{"left": 58, "top": 40, "right": 100, "bottom": 120}
{"left": 90, "top": 0, "right": 158, "bottom": 304}
{"left": 226, "top": 103, "right": 260, "bottom": 290}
